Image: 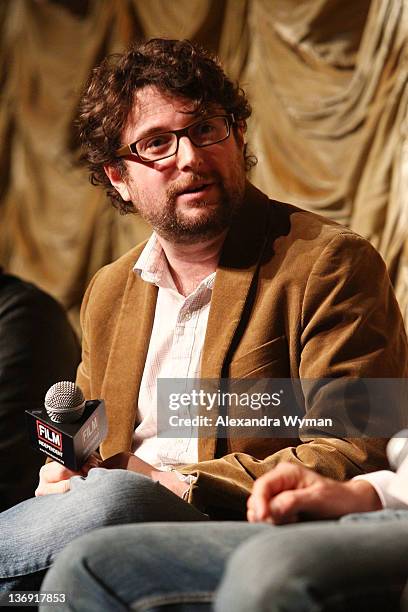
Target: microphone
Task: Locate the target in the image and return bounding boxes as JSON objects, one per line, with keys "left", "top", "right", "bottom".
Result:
{"left": 25, "top": 381, "right": 108, "bottom": 471}
{"left": 45, "top": 381, "right": 86, "bottom": 423}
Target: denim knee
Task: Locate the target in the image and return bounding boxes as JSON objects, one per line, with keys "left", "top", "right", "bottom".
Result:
{"left": 75, "top": 468, "right": 160, "bottom": 524}
{"left": 0, "top": 470, "right": 162, "bottom": 593}
{"left": 215, "top": 528, "right": 325, "bottom": 612}
{"left": 40, "top": 533, "right": 107, "bottom": 611}
{"left": 41, "top": 524, "right": 221, "bottom": 612}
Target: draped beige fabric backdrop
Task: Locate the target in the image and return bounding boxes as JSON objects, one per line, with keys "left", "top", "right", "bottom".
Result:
{"left": 1, "top": 0, "right": 407, "bottom": 333}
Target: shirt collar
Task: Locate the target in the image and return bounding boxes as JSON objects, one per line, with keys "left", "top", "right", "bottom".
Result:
{"left": 134, "top": 233, "right": 216, "bottom": 292}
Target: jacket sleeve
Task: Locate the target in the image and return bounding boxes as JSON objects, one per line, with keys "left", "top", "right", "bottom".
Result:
{"left": 180, "top": 234, "right": 408, "bottom": 517}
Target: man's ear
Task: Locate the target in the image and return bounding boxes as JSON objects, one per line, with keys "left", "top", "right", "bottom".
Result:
{"left": 104, "top": 164, "right": 131, "bottom": 201}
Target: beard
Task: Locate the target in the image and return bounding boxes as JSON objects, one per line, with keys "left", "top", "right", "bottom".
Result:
{"left": 132, "top": 161, "right": 246, "bottom": 245}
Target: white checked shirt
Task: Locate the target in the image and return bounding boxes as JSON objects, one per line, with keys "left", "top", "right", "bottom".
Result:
{"left": 132, "top": 233, "right": 215, "bottom": 469}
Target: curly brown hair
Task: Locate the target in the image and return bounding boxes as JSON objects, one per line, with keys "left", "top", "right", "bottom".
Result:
{"left": 77, "top": 38, "right": 256, "bottom": 214}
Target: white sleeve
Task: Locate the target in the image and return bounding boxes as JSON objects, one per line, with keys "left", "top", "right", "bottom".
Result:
{"left": 353, "top": 469, "right": 408, "bottom": 510}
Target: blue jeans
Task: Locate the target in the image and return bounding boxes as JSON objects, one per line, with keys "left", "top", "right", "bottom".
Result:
{"left": 0, "top": 468, "right": 207, "bottom": 594}
{"left": 39, "top": 510, "right": 408, "bottom": 612}
{"left": 217, "top": 510, "right": 408, "bottom": 612}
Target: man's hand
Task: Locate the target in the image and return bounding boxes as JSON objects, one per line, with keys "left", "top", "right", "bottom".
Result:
{"left": 101, "top": 452, "right": 188, "bottom": 498}
{"left": 247, "top": 462, "right": 382, "bottom": 524}
{"left": 36, "top": 452, "right": 188, "bottom": 499}
{"left": 35, "top": 453, "right": 101, "bottom": 496}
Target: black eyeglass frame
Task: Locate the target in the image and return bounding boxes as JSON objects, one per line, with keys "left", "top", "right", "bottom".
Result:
{"left": 115, "top": 113, "right": 235, "bottom": 162}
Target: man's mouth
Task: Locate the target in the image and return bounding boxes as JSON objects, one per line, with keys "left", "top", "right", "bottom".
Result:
{"left": 177, "top": 182, "right": 214, "bottom": 196}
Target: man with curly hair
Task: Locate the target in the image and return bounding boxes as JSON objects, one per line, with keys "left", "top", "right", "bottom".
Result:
{"left": 0, "top": 38, "right": 406, "bottom": 595}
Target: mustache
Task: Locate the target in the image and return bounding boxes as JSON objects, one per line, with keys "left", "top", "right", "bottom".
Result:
{"left": 167, "top": 173, "right": 217, "bottom": 198}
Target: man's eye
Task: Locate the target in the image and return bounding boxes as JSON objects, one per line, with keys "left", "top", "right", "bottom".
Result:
{"left": 141, "top": 135, "right": 172, "bottom": 153}
{"left": 196, "top": 122, "right": 216, "bottom": 136}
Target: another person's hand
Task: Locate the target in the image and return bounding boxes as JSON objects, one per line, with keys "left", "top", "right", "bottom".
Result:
{"left": 35, "top": 453, "right": 101, "bottom": 496}
{"left": 247, "top": 462, "right": 382, "bottom": 524}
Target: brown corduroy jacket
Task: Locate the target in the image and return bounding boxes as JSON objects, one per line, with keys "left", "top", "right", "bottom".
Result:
{"left": 77, "top": 182, "right": 408, "bottom": 518}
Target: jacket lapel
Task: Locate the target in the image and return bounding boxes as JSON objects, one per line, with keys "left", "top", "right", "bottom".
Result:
{"left": 100, "top": 271, "right": 158, "bottom": 458}
{"left": 199, "top": 183, "right": 273, "bottom": 460}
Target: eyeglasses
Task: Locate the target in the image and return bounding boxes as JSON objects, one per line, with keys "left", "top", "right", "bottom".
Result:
{"left": 115, "top": 114, "right": 235, "bottom": 162}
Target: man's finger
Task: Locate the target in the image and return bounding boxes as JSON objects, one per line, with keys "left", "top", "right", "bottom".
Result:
{"left": 39, "top": 462, "right": 79, "bottom": 483}
{"left": 269, "top": 487, "right": 325, "bottom": 524}
{"left": 249, "top": 463, "right": 309, "bottom": 520}
{"left": 35, "top": 479, "right": 71, "bottom": 497}
{"left": 247, "top": 507, "right": 256, "bottom": 522}
{"left": 252, "top": 463, "right": 308, "bottom": 498}
{"left": 80, "top": 454, "right": 102, "bottom": 476}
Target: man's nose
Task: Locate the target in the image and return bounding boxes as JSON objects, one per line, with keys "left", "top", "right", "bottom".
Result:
{"left": 175, "top": 135, "right": 203, "bottom": 171}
